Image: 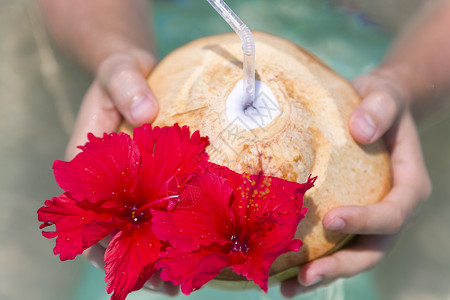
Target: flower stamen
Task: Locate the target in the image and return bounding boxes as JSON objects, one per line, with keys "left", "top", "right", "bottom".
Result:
{"left": 230, "top": 234, "right": 250, "bottom": 254}
{"left": 127, "top": 205, "right": 147, "bottom": 224}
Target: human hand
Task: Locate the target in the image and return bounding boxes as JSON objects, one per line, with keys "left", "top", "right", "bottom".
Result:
{"left": 65, "top": 48, "right": 159, "bottom": 160}
{"left": 281, "top": 71, "right": 432, "bottom": 297}
{"left": 65, "top": 49, "right": 179, "bottom": 296}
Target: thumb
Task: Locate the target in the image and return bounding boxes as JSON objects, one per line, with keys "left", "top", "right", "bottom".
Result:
{"left": 97, "top": 49, "right": 159, "bottom": 126}
{"left": 350, "top": 74, "right": 407, "bottom": 144}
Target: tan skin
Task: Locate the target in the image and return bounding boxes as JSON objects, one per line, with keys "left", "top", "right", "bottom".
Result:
{"left": 39, "top": 0, "right": 450, "bottom": 297}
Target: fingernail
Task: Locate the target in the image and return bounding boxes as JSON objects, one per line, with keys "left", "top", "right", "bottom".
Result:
{"left": 353, "top": 113, "right": 376, "bottom": 142}
{"left": 130, "top": 94, "right": 156, "bottom": 125}
{"left": 326, "top": 218, "right": 346, "bottom": 231}
{"left": 304, "top": 276, "right": 323, "bottom": 287}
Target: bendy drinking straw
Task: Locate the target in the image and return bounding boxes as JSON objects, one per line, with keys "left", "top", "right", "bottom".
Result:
{"left": 206, "top": 0, "right": 256, "bottom": 110}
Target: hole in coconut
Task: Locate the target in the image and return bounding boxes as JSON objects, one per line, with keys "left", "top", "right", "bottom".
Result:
{"left": 225, "top": 79, "right": 281, "bottom": 130}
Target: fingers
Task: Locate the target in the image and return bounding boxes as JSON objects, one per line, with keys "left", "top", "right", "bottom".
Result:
{"left": 97, "top": 49, "right": 159, "bottom": 126}
{"left": 281, "top": 73, "right": 432, "bottom": 299}
{"left": 323, "top": 183, "right": 420, "bottom": 234}
{"left": 280, "top": 235, "right": 397, "bottom": 298}
{"left": 323, "top": 202, "right": 406, "bottom": 235}
{"left": 299, "top": 235, "right": 396, "bottom": 283}
{"left": 65, "top": 82, "right": 122, "bottom": 160}
{"left": 325, "top": 111, "right": 431, "bottom": 235}
{"left": 384, "top": 112, "right": 431, "bottom": 201}
{"left": 350, "top": 74, "right": 407, "bottom": 144}
{"left": 65, "top": 49, "right": 159, "bottom": 160}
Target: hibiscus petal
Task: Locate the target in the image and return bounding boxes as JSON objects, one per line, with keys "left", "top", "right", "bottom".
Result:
{"left": 245, "top": 176, "right": 313, "bottom": 254}
{"left": 159, "top": 244, "right": 229, "bottom": 295}
{"left": 229, "top": 252, "right": 270, "bottom": 292}
{"left": 230, "top": 238, "right": 302, "bottom": 292}
{"left": 203, "top": 162, "right": 243, "bottom": 189}
{"left": 37, "top": 193, "right": 117, "bottom": 260}
{"left": 54, "top": 132, "right": 141, "bottom": 204}
{"left": 225, "top": 175, "right": 314, "bottom": 290}
{"left": 104, "top": 224, "right": 161, "bottom": 300}
{"left": 132, "top": 124, "right": 209, "bottom": 205}
{"left": 152, "top": 172, "right": 233, "bottom": 252}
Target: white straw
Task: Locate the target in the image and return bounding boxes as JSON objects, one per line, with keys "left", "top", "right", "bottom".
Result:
{"left": 206, "top": 0, "right": 256, "bottom": 109}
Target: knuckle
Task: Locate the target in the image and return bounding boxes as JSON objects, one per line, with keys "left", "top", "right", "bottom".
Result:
{"left": 357, "top": 206, "right": 371, "bottom": 232}
{"left": 109, "top": 65, "right": 135, "bottom": 87}
{"left": 326, "top": 255, "right": 341, "bottom": 277}
{"left": 361, "top": 254, "right": 383, "bottom": 273}
{"left": 389, "top": 203, "right": 406, "bottom": 234}
{"left": 98, "top": 53, "right": 130, "bottom": 76}
{"left": 128, "top": 49, "right": 157, "bottom": 72}
{"left": 370, "top": 90, "right": 398, "bottom": 117}
{"left": 98, "top": 53, "right": 139, "bottom": 90}
{"left": 352, "top": 74, "right": 374, "bottom": 94}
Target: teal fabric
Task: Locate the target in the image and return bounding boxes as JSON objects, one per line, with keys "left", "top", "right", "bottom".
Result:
{"left": 75, "top": 1, "right": 392, "bottom": 299}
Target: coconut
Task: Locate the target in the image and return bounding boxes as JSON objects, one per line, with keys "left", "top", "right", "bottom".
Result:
{"left": 121, "top": 31, "right": 391, "bottom": 287}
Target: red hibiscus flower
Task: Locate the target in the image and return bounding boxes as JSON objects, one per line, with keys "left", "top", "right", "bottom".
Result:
{"left": 152, "top": 165, "right": 315, "bottom": 294}
{"left": 37, "top": 124, "right": 209, "bottom": 300}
